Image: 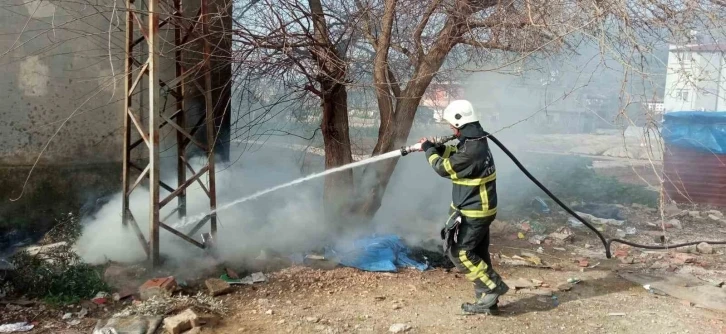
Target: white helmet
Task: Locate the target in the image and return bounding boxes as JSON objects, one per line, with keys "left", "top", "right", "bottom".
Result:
{"left": 442, "top": 100, "right": 478, "bottom": 128}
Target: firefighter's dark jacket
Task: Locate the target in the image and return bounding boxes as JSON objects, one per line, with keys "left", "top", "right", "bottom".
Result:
{"left": 422, "top": 122, "right": 497, "bottom": 219}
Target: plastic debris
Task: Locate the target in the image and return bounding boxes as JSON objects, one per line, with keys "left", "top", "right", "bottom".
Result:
{"left": 536, "top": 246, "right": 544, "bottom": 254}
{"left": 571, "top": 203, "right": 625, "bottom": 220}
{"left": 608, "top": 312, "right": 626, "bottom": 317}
{"left": 0, "top": 322, "right": 34, "bottom": 333}
{"left": 528, "top": 235, "right": 547, "bottom": 245}
{"left": 615, "top": 229, "right": 627, "bottom": 238}
{"left": 517, "top": 232, "right": 525, "bottom": 239}
{"left": 326, "top": 235, "right": 428, "bottom": 272}
{"left": 62, "top": 313, "right": 73, "bottom": 320}
{"left": 567, "top": 217, "right": 584, "bottom": 228}
{"left": 551, "top": 295, "right": 559, "bottom": 307}
{"left": 625, "top": 227, "right": 637, "bottom": 235}
{"left": 221, "top": 272, "right": 267, "bottom": 285}
{"left": 532, "top": 197, "right": 551, "bottom": 214}
{"left": 576, "top": 211, "right": 625, "bottom": 227}
{"left": 567, "top": 277, "right": 581, "bottom": 284}
{"left": 92, "top": 316, "right": 162, "bottom": 334}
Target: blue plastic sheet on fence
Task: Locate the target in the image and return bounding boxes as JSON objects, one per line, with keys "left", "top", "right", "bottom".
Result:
{"left": 662, "top": 111, "right": 726, "bottom": 154}
{"left": 324, "top": 235, "right": 429, "bottom": 272}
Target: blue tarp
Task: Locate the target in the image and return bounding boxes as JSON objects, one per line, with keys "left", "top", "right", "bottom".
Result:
{"left": 324, "top": 235, "right": 429, "bottom": 272}
{"left": 662, "top": 111, "right": 726, "bottom": 154}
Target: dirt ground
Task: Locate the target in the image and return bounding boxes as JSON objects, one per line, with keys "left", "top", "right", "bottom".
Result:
{"left": 214, "top": 260, "right": 725, "bottom": 334}
{"left": 4, "top": 164, "right": 726, "bottom": 334}
{"left": 4, "top": 220, "right": 726, "bottom": 334}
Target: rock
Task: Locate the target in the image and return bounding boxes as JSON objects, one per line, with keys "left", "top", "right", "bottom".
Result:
{"left": 389, "top": 323, "right": 412, "bottom": 333}
{"left": 557, "top": 283, "right": 575, "bottom": 291}
{"left": 265, "top": 309, "right": 273, "bottom": 315}
{"left": 708, "top": 214, "right": 722, "bottom": 221}
{"left": 620, "top": 256, "right": 635, "bottom": 264}
{"left": 62, "top": 313, "right": 72, "bottom": 320}
{"left": 225, "top": 268, "right": 240, "bottom": 279}
{"left": 672, "top": 253, "right": 696, "bottom": 264}
{"left": 663, "top": 203, "right": 681, "bottom": 216}
{"left": 392, "top": 304, "right": 401, "bottom": 310}
{"left": 548, "top": 227, "right": 574, "bottom": 245}
{"left": 667, "top": 219, "right": 683, "bottom": 229}
{"left": 306, "top": 317, "right": 320, "bottom": 323}
{"left": 707, "top": 210, "right": 723, "bottom": 218}
{"left": 139, "top": 277, "right": 177, "bottom": 301}
{"left": 205, "top": 278, "right": 232, "bottom": 296}
{"left": 688, "top": 211, "right": 702, "bottom": 219}
{"left": 696, "top": 242, "right": 714, "bottom": 254}
{"left": 163, "top": 309, "right": 197, "bottom": 334}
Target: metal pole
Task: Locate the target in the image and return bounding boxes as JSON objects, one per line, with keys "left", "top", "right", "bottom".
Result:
{"left": 148, "top": 0, "right": 161, "bottom": 266}
{"left": 201, "top": 0, "right": 217, "bottom": 237}
{"left": 174, "top": 0, "right": 187, "bottom": 219}
{"left": 122, "top": 0, "right": 134, "bottom": 227}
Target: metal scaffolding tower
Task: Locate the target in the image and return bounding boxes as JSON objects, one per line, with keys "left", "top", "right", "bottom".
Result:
{"left": 122, "top": 0, "right": 218, "bottom": 266}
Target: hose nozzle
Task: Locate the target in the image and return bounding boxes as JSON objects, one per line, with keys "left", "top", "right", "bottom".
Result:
{"left": 400, "top": 143, "right": 422, "bottom": 156}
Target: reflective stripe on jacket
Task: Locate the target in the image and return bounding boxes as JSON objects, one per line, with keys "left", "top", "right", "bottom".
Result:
{"left": 424, "top": 136, "right": 497, "bottom": 219}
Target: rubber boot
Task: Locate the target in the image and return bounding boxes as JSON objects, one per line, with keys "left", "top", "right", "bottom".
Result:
{"left": 461, "top": 282, "right": 509, "bottom": 314}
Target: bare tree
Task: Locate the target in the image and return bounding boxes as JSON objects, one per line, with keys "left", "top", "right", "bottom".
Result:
{"left": 233, "top": 0, "right": 357, "bottom": 216}
{"left": 232, "top": 0, "right": 725, "bottom": 221}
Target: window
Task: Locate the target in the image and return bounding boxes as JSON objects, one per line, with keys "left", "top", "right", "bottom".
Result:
{"left": 676, "top": 90, "right": 689, "bottom": 102}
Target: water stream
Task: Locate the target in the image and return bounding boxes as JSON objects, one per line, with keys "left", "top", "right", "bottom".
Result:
{"left": 173, "top": 150, "right": 402, "bottom": 228}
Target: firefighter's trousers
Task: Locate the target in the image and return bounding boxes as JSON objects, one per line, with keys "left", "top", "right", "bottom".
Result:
{"left": 445, "top": 215, "right": 504, "bottom": 296}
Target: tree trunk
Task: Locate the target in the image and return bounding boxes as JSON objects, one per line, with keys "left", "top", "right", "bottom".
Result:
{"left": 307, "top": 0, "right": 354, "bottom": 223}
{"left": 353, "top": 38, "right": 455, "bottom": 219}
{"left": 320, "top": 80, "right": 354, "bottom": 219}
{"left": 351, "top": 97, "right": 420, "bottom": 219}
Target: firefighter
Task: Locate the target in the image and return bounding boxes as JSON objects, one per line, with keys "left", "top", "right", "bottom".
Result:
{"left": 418, "top": 99, "right": 509, "bottom": 314}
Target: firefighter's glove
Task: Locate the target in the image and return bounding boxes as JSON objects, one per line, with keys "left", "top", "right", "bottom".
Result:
{"left": 418, "top": 138, "right": 434, "bottom": 152}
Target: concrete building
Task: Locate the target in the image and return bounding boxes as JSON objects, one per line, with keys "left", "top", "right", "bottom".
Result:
{"left": 0, "top": 0, "right": 230, "bottom": 240}
{"left": 663, "top": 44, "right": 726, "bottom": 112}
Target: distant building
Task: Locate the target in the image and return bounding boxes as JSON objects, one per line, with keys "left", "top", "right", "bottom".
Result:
{"left": 420, "top": 82, "right": 464, "bottom": 122}
{"left": 646, "top": 101, "right": 665, "bottom": 113}
{"left": 663, "top": 43, "right": 726, "bottom": 112}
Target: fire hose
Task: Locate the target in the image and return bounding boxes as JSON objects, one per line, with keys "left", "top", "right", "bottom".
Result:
{"left": 401, "top": 133, "right": 726, "bottom": 258}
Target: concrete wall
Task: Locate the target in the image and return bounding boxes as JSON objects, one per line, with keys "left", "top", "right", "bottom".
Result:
{"left": 0, "top": 0, "right": 231, "bottom": 238}
{"left": 0, "top": 0, "right": 124, "bottom": 165}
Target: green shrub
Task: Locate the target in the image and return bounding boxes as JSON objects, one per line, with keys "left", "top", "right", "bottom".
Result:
{"left": 8, "top": 213, "right": 107, "bottom": 304}
{"left": 9, "top": 245, "right": 108, "bottom": 305}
